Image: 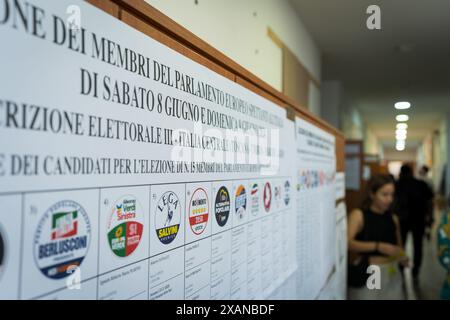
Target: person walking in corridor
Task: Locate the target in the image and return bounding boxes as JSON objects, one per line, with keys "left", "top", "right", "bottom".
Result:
{"left": 348, "top": 175, "right": 408, "bottom": 299}
{"left": 395, "top": 164, "right": 433, "bottom": 282}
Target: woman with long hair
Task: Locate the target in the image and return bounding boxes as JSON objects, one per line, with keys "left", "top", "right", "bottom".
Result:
{"left": 347, "top": 174, "right": 408, "bottom": 299}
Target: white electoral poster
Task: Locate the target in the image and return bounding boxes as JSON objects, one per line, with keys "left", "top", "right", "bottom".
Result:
{"left": 0, "top": 0, "right": 300, "bottom": 299}
{"left": 295, "top": 117, "right": 336, "bottom": 299}
{"left": 334, "top": 202, "right": 348, "bottom": 300}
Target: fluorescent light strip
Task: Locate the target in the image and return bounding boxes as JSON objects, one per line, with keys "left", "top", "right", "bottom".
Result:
{"left": 396, "top": 114, "right": 409, "bottom": 122}
{"left": 395, "top": 102, "right": 411, "bottom": 110}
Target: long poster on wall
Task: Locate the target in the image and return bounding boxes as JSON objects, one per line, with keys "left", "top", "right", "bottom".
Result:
{"left": 0, "top": 0, "right": 298, "bottom": 299}
{"left": 295, "top": 117, "right": 336, "bottom": 299}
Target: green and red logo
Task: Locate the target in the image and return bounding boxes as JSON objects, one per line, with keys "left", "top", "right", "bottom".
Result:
{"left": 107, "top": 196, "right": 143, "bottom": 257}
{"left": 51, "top": 211, "right": 78, "bottom": 240}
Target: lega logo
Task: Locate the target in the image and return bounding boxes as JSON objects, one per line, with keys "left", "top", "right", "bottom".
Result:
{"left": 34, "top": 200, "right": 91, "bottom": 280}
{"left": 155, "top": 191, "right": 181, "bottom": 244}
{"left": 107, "top": 195, "right": 143, "bottom": 257}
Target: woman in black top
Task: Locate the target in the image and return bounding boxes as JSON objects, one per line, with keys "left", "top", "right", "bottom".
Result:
{"left": 347, "top": 174, "right": 408, "bottom": 299}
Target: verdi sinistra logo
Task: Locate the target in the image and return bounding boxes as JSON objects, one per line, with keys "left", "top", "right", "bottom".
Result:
{"left": 107, "top": 196, "right": 143, "bottom": 257}
{"left": 34, "top": 200, "right": 91, "bottom": 279}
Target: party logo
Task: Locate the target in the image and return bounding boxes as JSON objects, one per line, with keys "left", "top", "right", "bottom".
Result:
{"left": 250, "top": 183, "right": 259, "bottom": 216}
{"left": 215, "top": 186, "right": 230, "bottom": 227}
{"left": 34, "top": 200, "right": 91, "bottom": 279}
{"left": 235, "top": 185, "right": 247, "bottom": 221}
{"left": 284, "top": 180, "right": 291, "bottom": 206}
{"left": 107, "top": 196, "right": 143, "bottom": 257}
{"left": 155, "top": 191, "right": 181, "bottom": 244}
{"left": 263, "top": 182, "right": 272, "bottom": 212}
{"left": 189, "top": 188, "right": 209, "bottom": 235}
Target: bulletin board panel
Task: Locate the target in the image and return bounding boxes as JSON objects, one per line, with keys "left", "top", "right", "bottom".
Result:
{"left": 0, "top": 0, "right": 345, "bottom": 300}
{"left": 86, "top": 0, "right": 345, "bottom": 170}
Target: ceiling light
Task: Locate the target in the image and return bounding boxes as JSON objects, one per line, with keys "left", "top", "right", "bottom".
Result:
{"left": 396, "top": 129, "right": 407, "bottom": 135}
{"left": 396, "top": 130, "right": 407, "bottom": 139}
{"left": 396, "top": 140, "right": 406, "bottom": 150}
{"left": 395, "top": 102, "right": 411, "bottom": 110}
{"left": 396, "top": 123, "right": 408, "bottom": 130}
{"left": 396, "top": 114, "right": 409, "bottom": 122}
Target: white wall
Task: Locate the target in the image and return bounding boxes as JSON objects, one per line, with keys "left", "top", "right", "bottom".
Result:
{"left": 321, "top": 81, "right": 341, "bottom": 128}
{"left": 364, "top": 128, "right": 380, "bottom": 155}
{"left": 144, "top": 0, "right": 321, "bottom": 92}
{"left": 383, "top": 148, "right": 417, "bottom": 161}
{"left": 308, "top": 81, "right": 321, "bottom": 116}
{"left": 341, "top": 104, "right": 364, "bottom": 140}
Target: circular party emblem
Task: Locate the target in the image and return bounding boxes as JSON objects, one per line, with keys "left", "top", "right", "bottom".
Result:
{"left": 284, "top": 180, "right": 291, "bottom": 206}
{"left": 107, "top": 196, "right": 143, "bottom": 257}
{"left": 155, "top": 191, "right": 181, "bottom": 244}
{"left": 313, "top": 171, "right": 319, "bottom": 188}
{"left": 274, "top": 185, "right": 281, "bottom": 202}
{"left": 301, "top": 171, "right": 307, "bottom": 189}
{"left": 250, "top": 183, "right": 259, "bottom": 217}
{"left": 189, "top": 188, "right": 209, "bottom": 235}
{"left": 263, "top": 182, "right": 272, "bottom": 212}
{"left": 215, "top": 187, "right": 230, "bottom": 227}
{"left": 319, "top": 171, "right": 325, "bottom": 186}
{"left": 235, "top": 185, "right": 247, "bottom": 221}
{"left": 34, "top": 200, "right": 91, "bottom": 279}
{"left": 0, "top": 225, "right": 5, "bottom": 280}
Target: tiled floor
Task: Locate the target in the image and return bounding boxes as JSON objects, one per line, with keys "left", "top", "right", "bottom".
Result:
{"left": 404, "top": 216, "right": 447, "bottom": 300}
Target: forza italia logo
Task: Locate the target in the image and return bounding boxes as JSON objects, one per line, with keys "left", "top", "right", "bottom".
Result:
{"left": 155, "top": 191, "right": 181, "bottom": 244}
{"left": 34, "top": 200, "right": 91, "bottom": 279}
{"left": 189, "top": 188, "right": 209, "bottom": 235}
{"left": 107, "top": 196, "right": 143, "bottom": 257}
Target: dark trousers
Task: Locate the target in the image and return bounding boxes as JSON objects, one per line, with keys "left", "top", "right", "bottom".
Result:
{"left": 400, "top": 219, "right": 425, "bottom": 277}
